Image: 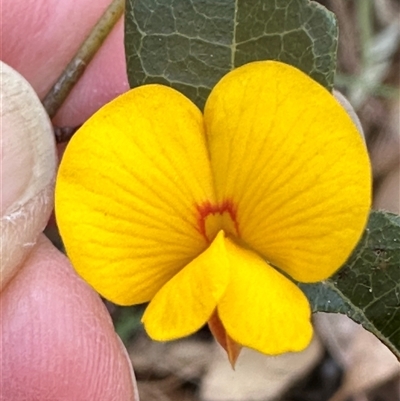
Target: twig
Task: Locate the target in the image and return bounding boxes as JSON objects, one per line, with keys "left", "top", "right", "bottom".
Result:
{"left": 54, "top": 125, "right": 82, "bottom": 143}
{"left": 42, "top": 0, "right": 125, "bottom": 119}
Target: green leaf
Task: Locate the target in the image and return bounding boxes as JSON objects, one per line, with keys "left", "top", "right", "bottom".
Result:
{"left": 301, "top": 211, "right": 400, "bottom": 359}
{"left": 125, "top": 0, "right": 338, "bottom": 108}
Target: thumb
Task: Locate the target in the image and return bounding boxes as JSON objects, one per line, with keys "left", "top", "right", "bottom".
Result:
{"left": 0, "top": 61, "right": 57, "bottom": 291}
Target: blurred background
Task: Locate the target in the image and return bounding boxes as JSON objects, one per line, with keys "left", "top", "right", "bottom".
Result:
{"left": 328, "top": 0, "right": 400, "bottom": 217}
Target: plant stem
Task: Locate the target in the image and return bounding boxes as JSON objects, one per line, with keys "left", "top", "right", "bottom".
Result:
{"left": 42, "top": 0, "right": 125, "bottom": 119}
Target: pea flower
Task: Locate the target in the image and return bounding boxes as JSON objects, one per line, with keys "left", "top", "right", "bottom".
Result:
{"left": 55, "top": 61, "right": 371, "bottom": 365}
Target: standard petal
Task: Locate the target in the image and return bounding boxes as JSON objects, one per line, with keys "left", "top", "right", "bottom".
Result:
{"left": 56, "top": 85, "right": 215, "bottom": 305}
{"left": 142, "top": 231, "right": 230, "bottom": 340}
{"left": 204, "top": 61, "right": 371, "bottom": 282}
{"left": 218, "top": 238, "right": 313, "bottom": 355}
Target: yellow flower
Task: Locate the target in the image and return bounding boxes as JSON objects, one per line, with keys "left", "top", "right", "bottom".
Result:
{"left": 55, "top": 61, "right": 371, "bottom": 365}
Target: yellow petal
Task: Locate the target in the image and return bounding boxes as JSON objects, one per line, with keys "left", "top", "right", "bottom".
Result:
{"left": 218, "top": 238, "right": 313, "bottom": 355}
{"left": 142, "top": 231, "right": 230, "bottom": 340}
{"left": 56, "top": 85, "right": 215, "bottom": 305}
{"left": 204, "top": 61, "right": 371, "bottom": 282}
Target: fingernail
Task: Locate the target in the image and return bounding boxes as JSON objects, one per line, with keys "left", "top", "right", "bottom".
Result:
{"left": 0, "top": 62, "right": 57, "bottom": 290}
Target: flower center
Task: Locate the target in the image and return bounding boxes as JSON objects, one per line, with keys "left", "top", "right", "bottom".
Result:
{"left": 196, "top": 200, "right": 240, "bottom": 243}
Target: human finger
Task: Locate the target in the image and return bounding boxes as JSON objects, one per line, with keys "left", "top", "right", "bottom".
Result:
{"left": 0, "top": 235, "right": 139, "bottom": 401}
{"left": 1, "top": 0, "right": 129, "bottom": 127}
{"left": 0, "top": 61, "right": 57, "bottom": 290}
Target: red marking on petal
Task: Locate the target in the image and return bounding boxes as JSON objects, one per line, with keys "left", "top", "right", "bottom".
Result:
{"left": 196, "top": 199, "right": 240, "bottom": 242}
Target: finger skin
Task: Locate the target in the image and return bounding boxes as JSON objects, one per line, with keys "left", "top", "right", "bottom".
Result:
{"left": 1, "top": 2, "right": 137, "bottom": 399}
{"left": 0, "top": 235, "right": 139, "bottom": 401}
{"left": 1, "top": 0, "right": 129, "bottom": 126}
